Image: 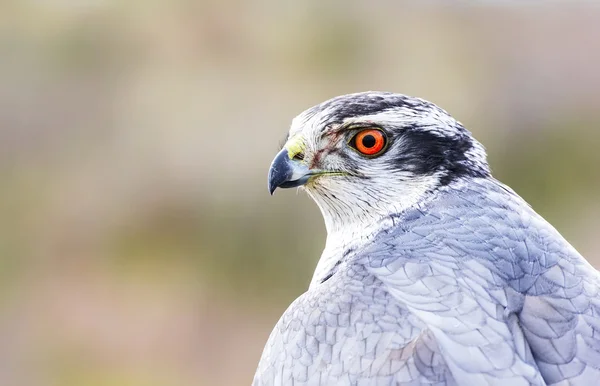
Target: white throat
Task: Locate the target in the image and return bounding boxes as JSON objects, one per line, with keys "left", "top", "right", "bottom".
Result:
{"left": 306, "top": 173, "right": 442, "bottom": 288}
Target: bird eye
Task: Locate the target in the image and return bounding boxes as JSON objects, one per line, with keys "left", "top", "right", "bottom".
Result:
{"left": 350, "top": 129, "right": 387, "bottom": 156}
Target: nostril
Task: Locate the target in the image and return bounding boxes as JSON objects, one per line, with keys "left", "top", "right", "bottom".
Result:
{"left": 293, "top": 152, "right": 305, "bottom": 161}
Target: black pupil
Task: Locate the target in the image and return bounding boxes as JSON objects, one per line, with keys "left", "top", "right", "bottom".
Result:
{"left": 362, "top": 134, "right": 377, "bottom": 148}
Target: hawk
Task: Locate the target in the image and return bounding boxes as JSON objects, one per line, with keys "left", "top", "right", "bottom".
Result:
{"left": 254, "top": 92, "right": 600, "bottom": 385}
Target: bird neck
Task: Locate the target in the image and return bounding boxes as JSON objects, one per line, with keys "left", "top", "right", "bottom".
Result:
{"left": 309, "top": 217, "right": 393, "bottom": 288}
{"left": 306, "top": 173, "right": 443, "bottom": 288}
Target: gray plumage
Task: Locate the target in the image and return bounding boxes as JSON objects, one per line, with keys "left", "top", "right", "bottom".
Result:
{"left": 256, "top": 92, "right": 600, "bottom": 385}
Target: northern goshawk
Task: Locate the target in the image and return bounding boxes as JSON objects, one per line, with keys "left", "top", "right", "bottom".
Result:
{"left": 254, "top": 92, "right": 600, "bottom": 385}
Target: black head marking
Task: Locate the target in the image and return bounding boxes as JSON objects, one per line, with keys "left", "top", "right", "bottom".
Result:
{"left": 389, "top": 126, "right": 490, "bottom": 185}
{"left": 311, "top": 92, "right": 430, "bottom": 126}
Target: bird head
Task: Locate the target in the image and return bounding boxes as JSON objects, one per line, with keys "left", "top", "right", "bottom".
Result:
{"left": 268, "top": 92, "right": 490, "bottom": 234}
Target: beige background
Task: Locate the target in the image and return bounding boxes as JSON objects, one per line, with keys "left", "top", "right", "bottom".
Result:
{"left": 1, "top": 1, "right": 599, "bottom": 385}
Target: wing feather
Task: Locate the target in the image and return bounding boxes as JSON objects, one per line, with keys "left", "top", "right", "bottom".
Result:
{"left": 363, "top": 178, "right": 600, "bottom": 385}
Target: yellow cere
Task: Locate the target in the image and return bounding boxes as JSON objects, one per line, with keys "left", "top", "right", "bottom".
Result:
{"left": 285, "top": 135, "right": 306, "bottom": 160}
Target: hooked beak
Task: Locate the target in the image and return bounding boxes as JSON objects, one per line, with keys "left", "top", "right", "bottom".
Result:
{"left": 268, "top": 134, "right": 350, "bottom": 194}
{"left": 268, "top": 148, "right": 311, "bottom": 195}
{"left": 268, "top": 134, "right": 311, "bottom": 195}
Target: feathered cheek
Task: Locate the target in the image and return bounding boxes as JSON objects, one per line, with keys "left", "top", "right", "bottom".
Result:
{"left": 309, "top": 146, "right": 342, "bottom": 169}
{"left": 308, "top": 148, "right": 325, "bottom": 169}
{"left": 308, "top": 132, "right": 345, "bottom": 169}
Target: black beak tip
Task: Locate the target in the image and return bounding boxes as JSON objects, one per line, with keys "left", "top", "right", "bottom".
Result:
{"left": 268, "top": 150, "right": 291, "bottom": 196}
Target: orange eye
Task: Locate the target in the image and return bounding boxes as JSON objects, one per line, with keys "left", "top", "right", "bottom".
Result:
{"left": 352, "top": 129, "right": 387, "bottom": 156}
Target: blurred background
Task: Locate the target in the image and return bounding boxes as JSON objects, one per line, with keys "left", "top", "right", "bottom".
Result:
{"left": 1, "top": 1, "right": 600, "bottom": 385}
